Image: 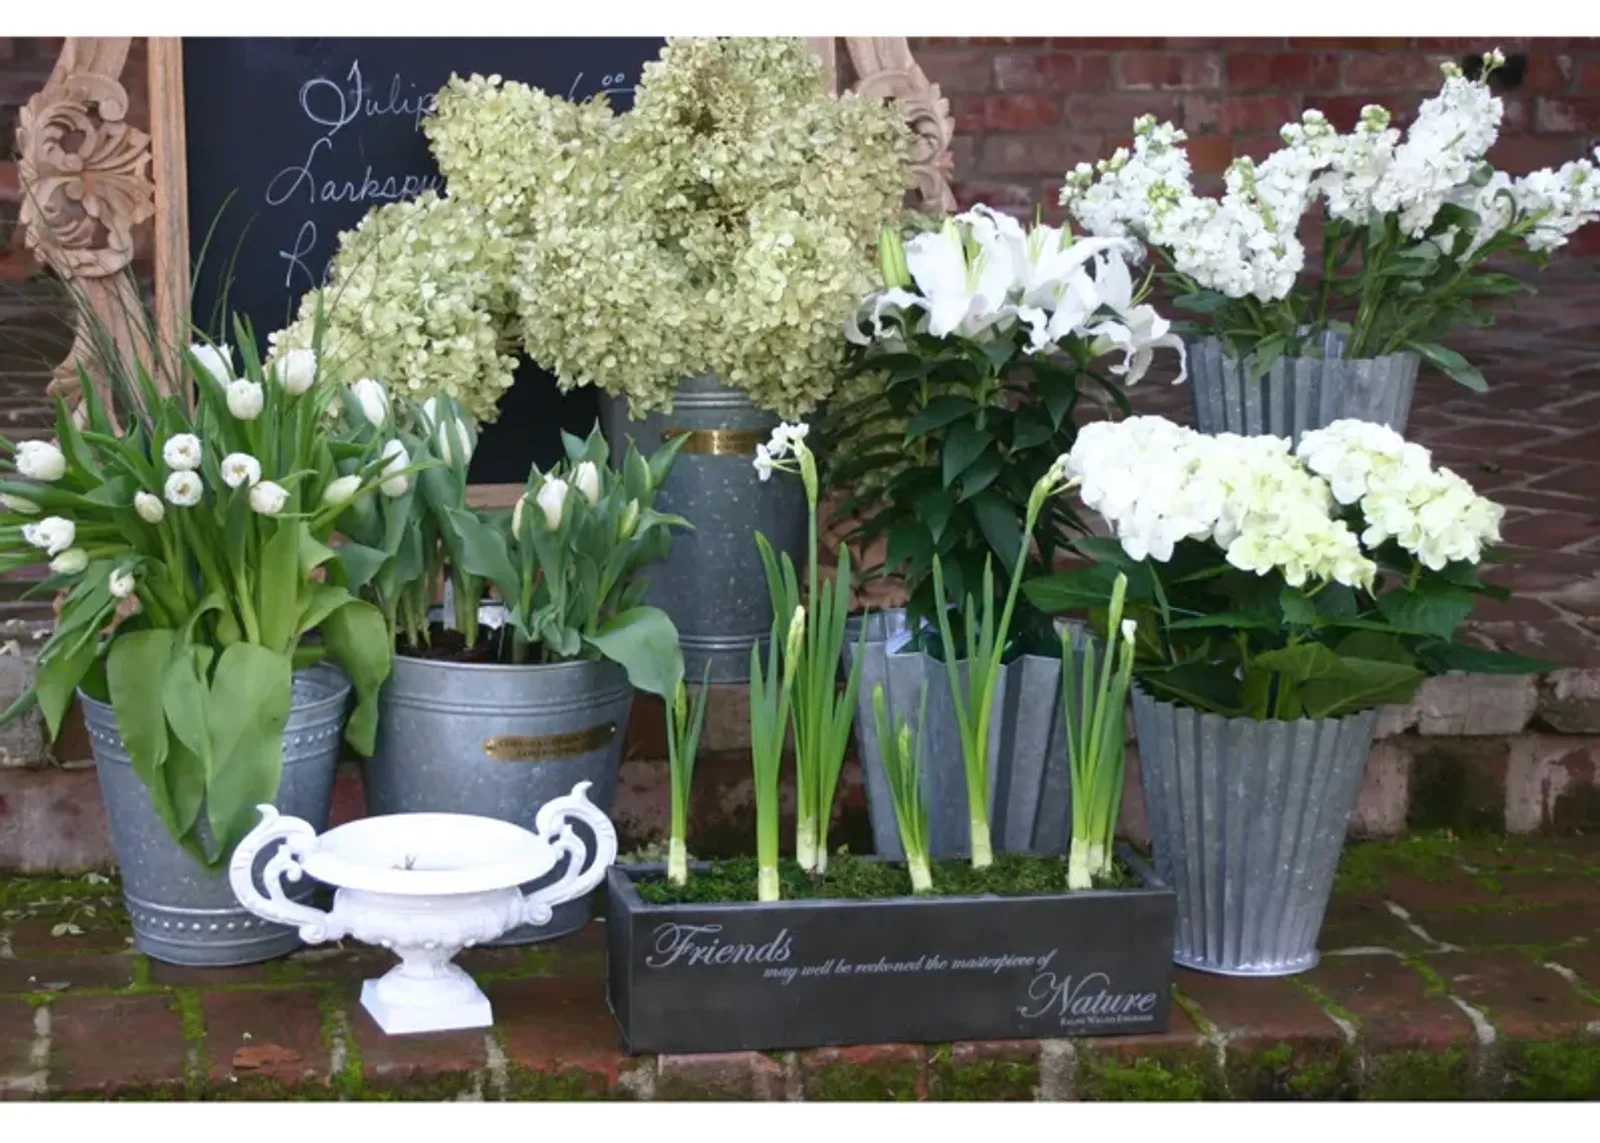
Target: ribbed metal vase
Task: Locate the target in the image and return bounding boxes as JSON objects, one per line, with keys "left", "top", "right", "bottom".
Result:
{"left": 83, "top": 665, "right": 349, "bottom": 966}
{"left": 1189, "top": 331, "right": 1420, "bottom": 446}
{"left": 1131, "top": 689, "right": 1378, "bottom": 976}
{"left": 363, "top": 652, "right": 632, "bottom": 945}
{"left": 599, "top": 375, "right": 806, "bottom": 684}
{"left": 844, "top": 609, "right": 1082, "bottom": 858}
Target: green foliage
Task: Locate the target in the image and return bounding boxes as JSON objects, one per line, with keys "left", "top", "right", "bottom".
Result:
{"left": 871, "top": 681, "right": 931, "bottom": 891}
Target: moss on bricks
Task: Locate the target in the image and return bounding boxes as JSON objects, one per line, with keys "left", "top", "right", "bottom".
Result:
{"left": 929, "top": 1048, "right": 1039, "bottom": 1101}
{"left": 1505, "top": 1039, "right": 1600, "bottom": 1100}
{"left": 360, "top": 1071, "right": 482, "bottom": 1102}
{"left": 505, "top": 1065, "right": 615, "bottom": 1101}
{"left": 1365, "top": 1047, "right": 1473, "bottom": 1101}
{"left": 1227, "top": 1040, "right": 1355, "bottom": 1100}
{"left": 806, "top": 1059, "right": 921, "bottom": 1101}
{"left": 1078, "top": 1052, "right": 1213, "bottom": 1101}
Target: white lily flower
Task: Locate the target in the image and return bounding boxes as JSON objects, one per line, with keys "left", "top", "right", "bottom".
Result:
{"left": 1, "top": 494, "right": 40, "bottom": 515}
{"left": 249, "top": 481, "right": 289, "bottom": 516}
{"left": 573, "top": 461, "right": 602, "bottom": 505}
{"left": 134, "top": 491, "right": 165, "bottom": 524}
{"left": 220, "top": 452, "right": 263, "bottom": 490}
{"left": 189, "top": 343, "right": 233, "bottom": 387}
{"left": 1017, "top": 267, "right": 1102, "bottom": 353}
{"left": 844, "top": 287, "right": 920, "bottom": 346}
{"left": 23, "top": 516, "right": 75, "bottom": 556}
{"left": 273, "top": 348, "right": 318, "bottom": 396}
{"left": 162, "top": 434, "right": 203, "bottom": 472}
{"left": 164, "top": 471, "right": 203, "bottom": 507}
{"left": 15, "top": 440, "right": 66, "bottom": 482}
{"left": 322, "top": 474, "right": 362, "bottom": 507}
{"left": 351, "top": 379, "right": 389, "bottom": 428}
{"left": 225, "top": 379, "right": 264, "bottom": 420}
{"left": 108, "top": 567, "right": 136, "bottom": 599}
{"left": 904, "top": 218, "right": 1017, "bottom": 339}
{"left": 379, "top": 440, "right": 410, "bottom": 498}
{"left": 536, "top": 477, "right": 569, "bottom": 530}
{"left": 1083, "top": 253, "right": 1187, "bottom": 384}
{"left": 50, "top": 548, "right": 88, "bottom": 576}
{"left": 1017, "top": 227, "right": 1128, "bottom": 310}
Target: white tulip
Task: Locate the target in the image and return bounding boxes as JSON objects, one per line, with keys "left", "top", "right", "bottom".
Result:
{"left": 512, "top": 495, "right": 527, "bottom": 537}
{"left": 22, "top": 516, "right": 75, "bottom": 556}
{"left": 536, "top": 478, "right": 569, "bottom": 531}
{"left": 379, "top": 440, "right": 410, "bottom": 498}
{"left": 162, "top": 433, "right": 203, "bottom": 472}
{"left": 1, "top": 494, "right": 40, "bottom": 515}
{"left": 189, "top": 343, "right": 233, "bottom": 386}
{"left": 573, "top": 461, "right": 601, "bottom": 505}
{"left": 134, "top": 491, "right": 165, "bottom": 524}
{"left": 437, "top": 418, "right": 473, "bottom": 467}
{"left": 273, "top": 348, "right": 318, "bottom": 396}
{"left": 164, "top": 470, "right": 203, "bottom": 507}
{"left": 16, "top": 440, "right": 66, "bottom": 482}
{"left": 249, "top": 481, "right": 289, "bottom": 516}
{"left": 618, "top": 498, "right": 640, "bottom": 541}
{"left": 351, "top": 379, "right": 389, "bottom": 428}
{"left": 50, "top": 548, "right": 88, "bottom": 575}
{"left": 220, "top": 452, "right": 263, "bottom": 490}
{"left": 321, "top": 474, "right": 362, "bottom": 507}
{"left": 421, "top": 396, "right": 440, "bottom": 428}
{"left": 108, "top": 567, "right": 136, "bottom": 599}
{"left": 225, "top": 379, "right": 264, "bottom": 420}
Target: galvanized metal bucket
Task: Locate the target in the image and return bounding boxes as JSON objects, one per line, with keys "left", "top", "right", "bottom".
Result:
{"left": 844, "top": 609, "right": 1082, "bottom": 859}
{"left": 82, "top": 665, "right": 349, "bottom": 966}
{"left": 364, "top": 648, "right": 633, "bottom": 945}
{"left": 599, "top": 375, "right": 807, "bottom": 685}
{"left": 1131, "top": 688, "right": 1379, "bottom": 976}
{"left": 1189, "top": 330, "right": 1420, "bottom": 446}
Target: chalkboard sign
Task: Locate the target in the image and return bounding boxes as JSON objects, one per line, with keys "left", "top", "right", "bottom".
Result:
{"left": 181, "top": 37, "right": 667, "bottom": 484}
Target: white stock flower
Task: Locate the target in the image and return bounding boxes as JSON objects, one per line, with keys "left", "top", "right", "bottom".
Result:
{"left": 321, "top": 474, "right": 362, "bottom": 507}
{"left": 23, "top": 516, "right": 75, "bottom": 556}
{"left": 1, "top": 494, "right": 39, "bottom": 515}
{"left": 50, "top": 548, "right": 88, "bottom": 575}
{"left": 162, "top": 434, "right": 203, "bottom": 472}
{"left": 351, "top": 379, "right": 390, "bottom": 427}
{"left": 248, "top": 481, "right": 289, "bottom": 516}
{"left": 16, "top": 440, "right": 67, "bottom": 482}
{"left": 189, "top": 343, "right": 233, "bottom": 386}
{"left": 573, "top": 461, "right": 601, "bottom": 505}
{"left": 164, "top": 470, "right": 203, "bottom": 507}
{"left": 379, "top": 440, "right": 411, "bottom": 498}
{"left": 536, "top": 477, "right": 570, "bottom": 530}
{"left": 108, "top": 567, "right": 136, "bottom": 599}
{"left": 134, "top": 491, "right": 165, "bottom": 524}
{"left": 220, "top": 452, "right": 263, "bottom": 490}
{"left": 273, "top": 348, "right": 319, "bottom": 395}
{"left": 225, "top": 379, "right": 264, "bottom": 420}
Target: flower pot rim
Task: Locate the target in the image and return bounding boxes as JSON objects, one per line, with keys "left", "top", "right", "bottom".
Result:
{"left": 1130, "top": 682, "right": 1383, "bottom": 727}
{"left": 1186, "top": 332, "right": 1420, "bottom": 366}
{"left": 389, "top": 649, "right": 630, "bottom": 678}
{"left": 76, "top": 660, "right": 352, "bottom": 715}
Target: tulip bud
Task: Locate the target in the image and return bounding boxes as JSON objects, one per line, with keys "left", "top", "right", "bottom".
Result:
{"left": 878, "top": 224, "right": 911, "bottom": 290}
{"left": 50, "top": 548, "right": 88, "bottom": 576}
{"left": 783, "top": 605, "right": 806, "bottom": 685}
{"left": 321, "top": 474, "right": 362, "bottom": 507}
{"left": 273, "top": 348, "right": 318, "bottom": 396}
{"left": 162, "top": 434, "right": 203, "bottom": 472}
{"left": 618, "top": 498, "right": 640, "bottom": 541}
{"left": 512, "top": 495, "right": 527, "bottom": 538}
{"left": 189, "top": 343, "right": 233, "bottom": 387}
{"left": 134, "top": 491, "right": 166, "bottom": 524}
{"left": 1, "top": 494, "right": 40, "bottom": 516}
{"left": 220, "top": 452, "right": 263, "bottom": 490}
{"left": 379, "top": 440, "right": 410, "bottom": 498}
{"left": 351, "top": 379, "right": 389, "bottom": 428}
{"left": 225, "top": 379, "right": 264, "bottom": 420}
{"left": 573, "top": 461, "right": 601, "bottom": 506}
{"left": 23, "top": 516, "right": 75, "bottom": 556}
{"left": 164, "top": 471, "right": 204, "bottom": 507}
{"left": 16, "top": 440, "right": 67, "bottom": 483}
{"left": 108, "top": 567, "right": 136, "bottom": 600}
{"left": 536, "top": 478, "right": 569, "bottom": 531}
{"left": 249, "top": 480, "right": 289, "bottom": 516}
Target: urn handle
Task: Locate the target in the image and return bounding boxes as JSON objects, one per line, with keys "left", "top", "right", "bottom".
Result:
{"left": 228, "top": 805, "right": 346, "bottom": 944}
{"left": 518, "top": 781, "right": 618, "bottom": 929}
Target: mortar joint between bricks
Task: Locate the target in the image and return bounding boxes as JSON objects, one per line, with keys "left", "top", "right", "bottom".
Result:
{"left": 1171, "top": 987, "right": 1231, "bottom": 1095}
{"left": 1036, "top": 1039, "right": 1077, "bottom": 1101}
{"left": 481, "top": 1031, "right": 510, "bottom": 1100}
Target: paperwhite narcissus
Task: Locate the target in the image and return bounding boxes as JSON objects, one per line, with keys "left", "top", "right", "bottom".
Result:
{"left": 108, "top": 567, "right": 135, "bottom": 599}
{"left": 162, "top": 434, "right": 203, "bottom": 472}
{"left": 351, "top": 379, "right": 389, "bottom": 428}
{"left": 189, "top": 343, "right": 233, "bottom": 386}
{"left": 274, "top": 348, "right": 319, "bottom": 396}
{"left": 1, "top": 494, "right": 40, "bottom": 515}
{"left": 379, "top": 440, "right": 410, "bottom": 497}
{"left": 220, "top": 453, "right": 263, "bottom": 490}
{"left": 134, "top": 491, "right": 165, "bottom": 524}
{"left": 249, "top": 481, "right": 289, "bottom": 516}
{"left": 573, "top": 461, "right": 601, "bottom": 505}
{"left": 321, "top": 474, "right": 362, "bottom": 506}
{"left": 164, "top": 470, "right": 203, "bottom": 507}
{"left": 50, "top": 548, "right": 88, "bottom": 575}
{"left": 23, "top": 516, "right": 75, "bottom": 556}
{"left": 536, "top": 478, "right": 569, "bottom": 530}
{"left": 15, "top": 440, "right": 66, "bottom": 482}
{"left": 225, "top": 379, "right": 264, "bottom": 420}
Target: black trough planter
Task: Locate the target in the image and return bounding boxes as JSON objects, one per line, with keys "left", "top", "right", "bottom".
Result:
{"left": 604, "top": 853, "right": 1177, "bottom": 1054}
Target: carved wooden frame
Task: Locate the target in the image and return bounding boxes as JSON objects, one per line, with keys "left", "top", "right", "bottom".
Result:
{"left": 14, "top": 36, "right": 954, "bottom": 518}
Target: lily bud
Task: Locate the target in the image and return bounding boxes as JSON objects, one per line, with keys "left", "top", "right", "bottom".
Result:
{"left": 512, "top": 495, "right": 527, "bottom": 538}
{"left": 878, "top": 224, "right": 911, "bottom": 290}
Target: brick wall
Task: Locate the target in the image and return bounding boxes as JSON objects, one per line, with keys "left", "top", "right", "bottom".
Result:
{"left": 0, "top": 37, "right": 62, "bottom": 281}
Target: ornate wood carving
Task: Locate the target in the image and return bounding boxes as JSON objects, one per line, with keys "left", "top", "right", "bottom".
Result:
{"left": 15, "top": 37, "right": 150, "bottom": 409}
{"left": 844, "top": 38, "right": 957, "bottom": 215}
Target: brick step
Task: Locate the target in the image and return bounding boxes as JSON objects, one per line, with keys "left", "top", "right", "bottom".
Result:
{"left": 1, "top": 833, "right": 1598, "bottom": 1100}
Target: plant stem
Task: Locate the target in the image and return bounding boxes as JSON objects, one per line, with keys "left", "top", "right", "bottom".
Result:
{"left": 667, "top": 837, "right": 688, "bottom": 887}
{"left": 908, "top": 856, "right": 932, "bottom": 894}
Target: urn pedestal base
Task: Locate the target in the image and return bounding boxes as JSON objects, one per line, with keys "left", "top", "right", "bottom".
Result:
{"left": 360, "top": 962, "right": 493, "bottom": 1035}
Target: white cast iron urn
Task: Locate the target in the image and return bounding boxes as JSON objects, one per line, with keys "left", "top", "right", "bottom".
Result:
{"left": 229, "top": 781, "right": 617, "bottom": 1034}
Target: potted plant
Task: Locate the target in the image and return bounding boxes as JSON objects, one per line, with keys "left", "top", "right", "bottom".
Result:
{"left": 830, "top": 204, "right": 1184, "bottom": 858}
{"left": 0, "top": 304, "right": 402, "bottom": 966}
{"left": 1060, "top": 50, "right": 1600, "bottom": 442}
{"left": 604, "top": 452, "right": 1175, "bottom": 1053}
{"left": 357, "top": 422, "right": 691, "bottom": 943}
{"left": 1024, "top": 415, "right": 1546, "bottom": 975}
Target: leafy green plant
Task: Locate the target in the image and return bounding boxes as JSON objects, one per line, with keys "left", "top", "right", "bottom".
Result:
{"left": 665, "top": 663, "right": 713, "bottom": 887}
{"left": 870, "top": 681, "right": 931, "bottom": 893}
{"left": 749, "top": 606, "right": 804, "bottom": 902}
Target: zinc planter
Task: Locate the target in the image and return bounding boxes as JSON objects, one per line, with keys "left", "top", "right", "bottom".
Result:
{"left": 363, "top": 652, "right": 632, "bottom": 946}
{"left": 1130, "top": 688, "right": 1379, "bottom": 976}
{"left": 844, "top": 610, "right": 1079, "bottom": 858}
{"left": 605, "top": 856, "right": 1176, "bottom": 1053}
{"left": 598, "top": 375, "right": 806, "bottom": 684}
{"left": 83, "top": 664, "right": 350, "bottom": 967}
{"left": 1189, "top": 331, "right": 1420, "bottom": 446}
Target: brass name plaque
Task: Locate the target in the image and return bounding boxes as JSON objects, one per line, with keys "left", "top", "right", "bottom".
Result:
{"left": 661, "top": 427, "right": 767, "bottom": 456}
{"left": 483, "top": 722, "right": 617, "bottom": 762}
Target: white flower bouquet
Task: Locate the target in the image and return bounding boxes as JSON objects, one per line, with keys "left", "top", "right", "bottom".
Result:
{"left": 831, "top": 203, "right": 1185, "bottom": 634}
{"left": 1060, "top": 50, "right": 1600, "bottom": 387}
{"left": 1023, "top": 416, "right": 1545, "bottom": 720}
{"left": 0, "top": 313, "right": 416, "bottom": 866}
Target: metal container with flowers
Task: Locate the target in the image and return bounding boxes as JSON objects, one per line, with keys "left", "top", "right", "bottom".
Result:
{"left": 0, "top": 304, "right": 408, "bottom": 966}
{"left": 1060, "top": 50, "right": 1600, "bottom": 443}
{"left": 604, "top": 430, "right": 1175, "bottom": 1054}
{"left": 1024, "top": 415, "right": 1548, "bottom": 976}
